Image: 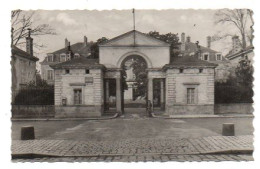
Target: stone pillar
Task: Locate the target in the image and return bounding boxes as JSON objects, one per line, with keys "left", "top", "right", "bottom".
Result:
{"left": 116, "top": 77, "right": 123, "bottom": 115}
{"left": 105, "top": 80, "right": 110, "bottom": 110}
{"left": 160, "top": 79, "right": 165, "bottom": 110}
{"left": 148, "top": 78, "right": 153, "bottom": 110}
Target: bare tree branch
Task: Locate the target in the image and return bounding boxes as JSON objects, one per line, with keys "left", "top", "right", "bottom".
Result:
{"left": 214, "top": 9, "right": 253, "bottom": 49}
{"left": 11, "top": 10, "right": 56, "bottom": 47}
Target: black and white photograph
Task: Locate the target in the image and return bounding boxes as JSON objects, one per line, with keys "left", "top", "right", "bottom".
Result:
{"left": 2, "top": 0, "right": 257, "bottom": 165}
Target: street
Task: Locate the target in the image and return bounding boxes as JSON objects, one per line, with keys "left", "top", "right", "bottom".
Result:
{"left": 12, "top": 117, "right": 253, "bottom": 141}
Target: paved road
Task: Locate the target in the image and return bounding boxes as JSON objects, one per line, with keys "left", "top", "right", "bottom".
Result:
{"left": 12, "top": 117, "right": 253, "bottom": 141}
{"left": 11, "top": 115, "right": 254, "bottom": 162}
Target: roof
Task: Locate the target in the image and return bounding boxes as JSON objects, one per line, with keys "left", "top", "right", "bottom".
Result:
{"left": 51, "top": 42, "right": 91, "bottom": 56}
{"left": 179, "top": 42, "right": 219, "bottom": 54}
{"left": 50, "top": 57, "right": 105, "bottom": 69}
{"left": 11, "top": 45, "right": 39, "bottom": 61}
{"left": 226, "top": 46, "right": 254, "bottom": 60}
{"left": 163, "top": 56, "right": 218, "bottom": 69}
{"left": 99, "top": 30, "right": 170, "bottom": 46}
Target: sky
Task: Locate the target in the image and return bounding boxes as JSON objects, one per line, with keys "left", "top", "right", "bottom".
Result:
{"left": 18, "top": 9, "right": 242, "bottom": 61}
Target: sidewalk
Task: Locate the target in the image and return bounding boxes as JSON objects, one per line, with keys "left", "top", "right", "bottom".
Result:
{"left": 12, "top": 135, "right": 253, "bottom": 158}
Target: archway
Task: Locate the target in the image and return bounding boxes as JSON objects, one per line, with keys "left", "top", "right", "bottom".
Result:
{"left": 121, "top": 55, "right": 148, "bottom": 116}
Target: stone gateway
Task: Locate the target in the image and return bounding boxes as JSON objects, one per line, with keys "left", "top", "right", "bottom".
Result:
{"left": 51, "top": 30, "right": 217, "bottom": 117}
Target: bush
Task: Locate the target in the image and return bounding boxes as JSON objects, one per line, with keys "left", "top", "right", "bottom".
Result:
{"left": 215, "top": 59, "right": 253, "bottom": 104}
{"left": 14, "top": 87, "right": 54, "bottom": 105}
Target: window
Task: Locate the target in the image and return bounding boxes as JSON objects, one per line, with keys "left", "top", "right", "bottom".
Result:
{"left": 60, "top": 54, "right": 66, "bottom": 62}
{"left": 203, "top": 53, "right": 209, "bottom": 61}
{"left": 74, "top": 89, "right": 82, "bottom": 105}
{"left": 74, "top": 53, "right": 80, "bottom": 58}
{"left": 189, "top": 52, "right": 195, "bottom": 57}
{"left": 47, "top": 55, "right": 53, "bottom": 62}
{"left": 85, "top": 69, "right": 90, "bottom": 74}
{"left": 65, "top": 69, "right": 70, "bottom": 74}
{"left": 179, "top": 69, "right": 184, "bottom": 73}
{"left": 66, "top": 54, "right": 71, "bottom": 61}
{"left": 216, "top": 53, "right": 222, "bottom": 61}
{"left": 187, "top": 88, "right": 195, "bottom": 104}
{"left": 47, "top": 70, "right": 54, "bottom": 80}
{"left": 199, "top": 69, "right": 203, "bottom": 73}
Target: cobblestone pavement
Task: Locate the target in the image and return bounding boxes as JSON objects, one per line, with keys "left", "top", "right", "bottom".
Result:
{"left": 12, "top": 154, "right": 253, "bottom": 162}
{"left": 12, "top": 135, "right": 253, "bottom": 158}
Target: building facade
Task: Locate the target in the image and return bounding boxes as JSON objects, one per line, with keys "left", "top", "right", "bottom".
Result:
{"left": 225, "top": 35, "right": 254, "bottom": 66}
{"left": 50, "top": 30, "right": 217, "bottom": 117}
{"left": 11, "top": 33, "right": 39, "bottom": 101}
{"left": 40, "top": 36, "right": 91, "bottom": 85}
{"left": 178, "top": 33, "right": 229, "bottom": 81}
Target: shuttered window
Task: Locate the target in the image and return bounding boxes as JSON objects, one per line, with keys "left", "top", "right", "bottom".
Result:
{"left": 74, "top": 89, "right": 82, "bottom": 105}
{"left": 187, "top": 88, "right": 195, "bottom": 104}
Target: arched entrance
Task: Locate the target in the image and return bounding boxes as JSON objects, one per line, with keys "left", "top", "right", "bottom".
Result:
{"left": 120, "top": 55, "right": 148, "bottom": 116}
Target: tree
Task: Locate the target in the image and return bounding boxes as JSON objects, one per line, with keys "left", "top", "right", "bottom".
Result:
{"left": 131, "top": 57, "right": 148, "bottom": 99}
{"left": 90, "top": 37, "right": 109, "bottom": 59}
{"left": 215, "top": 59, "right": 253, "bottom": 103}
{"left": 147, "top": 31, "right": 180, "bottom": 61}
{"left": 11, "top": 10, "right": 56, "bottom": 47}
{"left": 14, "top": 73, "right": 54, "bottom": 105}
{"left": 214, "top": 9, "right": 254, "bottom": 49}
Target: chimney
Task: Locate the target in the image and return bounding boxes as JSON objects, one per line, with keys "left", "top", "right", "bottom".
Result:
{"left": 186, "top": 36, "right": 191, "bottom": 43}
{"left": 67, "top": 42, "right": 71, "bottom": 51}
{"left": 84, "top": 36, "right": 88, "bottom": 46}
{"left": 232, "top": 35, "right": 241, "bottom": 53}
{"left": 195, "top": 41, "right": 201, "bottom": 59}
{"left": 26, "top": 28, "right": 33, "bottom": 56}
{"left": 207, "top": 36, "right": 211, "bottom": 49}
{"left": 181, "top": 33, "right": 185, "bottom": 43}
{"left": 65, "top": 38, "right": 69, "bottom": 48}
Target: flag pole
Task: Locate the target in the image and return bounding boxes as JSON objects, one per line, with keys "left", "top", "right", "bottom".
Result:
{"left": 133, "top": 8, "right": 136, "bottom": 46}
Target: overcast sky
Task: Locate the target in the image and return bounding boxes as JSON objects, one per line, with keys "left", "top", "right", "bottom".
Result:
{"left": 22, "top": 9, "right": 239, "bottom": 61}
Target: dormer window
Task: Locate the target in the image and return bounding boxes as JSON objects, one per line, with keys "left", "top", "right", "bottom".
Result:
{"left": 216, "top": 53, "right": 222, "bottom": 61}
{"left": 189, "top": 52, "right": 195, "bottom": 57}
{"left": 66, "top": 54, "right": 71, "bottom": 61}
{"left": 60, "top": 54, "right": 66, "bottom": 62}
{"left": 47, "top": 54, "right": 53, "bottom": 62}
{"left": 202, "top": 53, "right": 209, "bottom": 61}
{"left": 74, "top": 53, "right": 80, "bottom": 58}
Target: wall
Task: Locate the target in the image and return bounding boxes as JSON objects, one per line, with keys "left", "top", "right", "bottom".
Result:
{"left": 165, "top": 68, "right": 215, "bottom": 115}
{"left": 215, "top": 103, "right": 253, "bottom": 114}
{"left": 12, "top": 55, "right": 37, "bottom": 91}
{"left": 41, "top": 64, "right": 54, "bottom": 85}
{"left": 99, "top": 32, "right": 170, "bottom": 68}
{"left": 54, "top": 68, "right": 104, "bottom": 117}
{"left": 12, "top": 105, "right": 55, "bottom": 118}
{"left": 100, "top": 47, "right": 170, "bottom": 69}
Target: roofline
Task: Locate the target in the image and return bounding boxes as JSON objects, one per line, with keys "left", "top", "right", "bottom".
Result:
{"left": 12, "top": 46, "right": 39, "bottom": 61}
{"left": 99, "top": 30, "right": 171, "bottom": 47}
{"left": 50, "top": 64, "right": 106, "bottom": 70}
{"left": 226, "top": 47, "right": 254, "bottom": 60}
{"left": 162, "top": 64, "right": 217, "bottom": 71}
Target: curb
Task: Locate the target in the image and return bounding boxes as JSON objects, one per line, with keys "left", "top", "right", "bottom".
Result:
{"left": 12, "top": 149, "right": 253, "bottom": 159}
{"left": 151, "top": 113, "right": 254, "bottom": 119}
{"left": 11, "top": 113, "right": 119, "bottom": 121}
